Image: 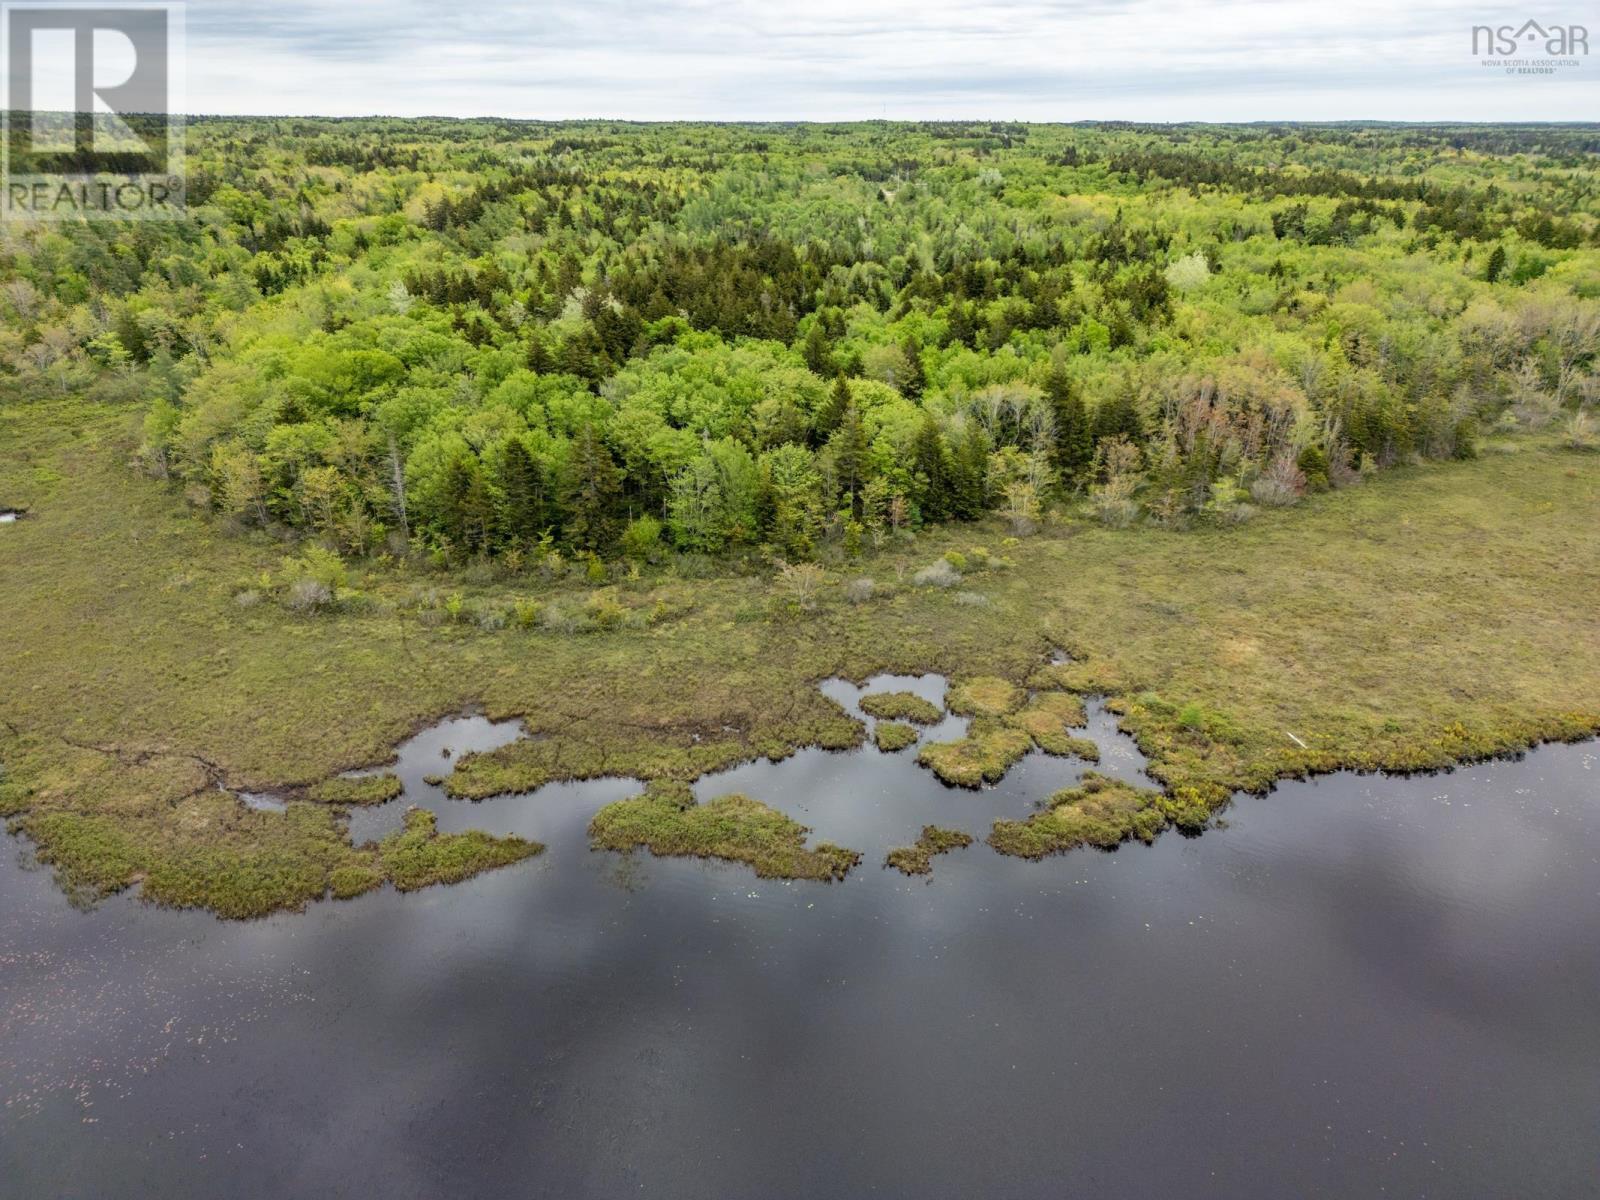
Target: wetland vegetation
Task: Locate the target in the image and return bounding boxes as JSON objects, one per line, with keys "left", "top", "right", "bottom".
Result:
{"left": 0, "top": 120, "right": 1597, "bottom": 915}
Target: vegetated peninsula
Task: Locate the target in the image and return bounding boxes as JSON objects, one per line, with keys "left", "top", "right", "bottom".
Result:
{"left": 1, "top": 120, "right": 1597, "bottom": 916}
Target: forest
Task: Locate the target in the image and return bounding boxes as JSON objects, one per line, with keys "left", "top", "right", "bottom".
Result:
{"left": 5, "top": 120, "right": 1597, "bottom": 586}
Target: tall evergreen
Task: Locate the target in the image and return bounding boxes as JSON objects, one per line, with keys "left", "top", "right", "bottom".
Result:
{"left": 825, "top": 403, "right": 872, "bottom": 516}
{"left": 900, "top": 336, "right": 926, "bottom": 400}
{"left": 562, "top": 425, "right": 624, "bottom": 552}
{"left": 498, "top": 437, "right": 547, "bottom": 546}
{"left": 814, "top": 373, "right": 851, "bottom": 444}
{"left": 1044, "top": 366, "right": 1092, "bottom": 487}
{"left": 440, "top": 452, "right": 496, "bottom": 556}
{"left": 1092, "top": 387, "right": 1144, "bottom": 449}
{"left": 911, "top": 415, "right": 953, "bottom": 522}
{"left": 949, "top": 429, "right": 990, "bottom": 520}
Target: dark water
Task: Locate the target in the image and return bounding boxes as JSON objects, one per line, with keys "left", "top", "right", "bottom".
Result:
{"left": 2, "top": 679, "right": 1597, "bottom": 1199}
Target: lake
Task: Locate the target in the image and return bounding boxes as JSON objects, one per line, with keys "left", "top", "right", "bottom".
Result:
{"left": 2, "top": 678, "right": 1596, "bottom": 1198}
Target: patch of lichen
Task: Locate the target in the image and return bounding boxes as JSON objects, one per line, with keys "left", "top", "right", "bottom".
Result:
{"left": 306, "top": 773, "right": 403, "bottom": 805}
{"left": 946, "top": 676, "right": 1026, "bottom": 718}
{"left": 885, "top": 825, "right": 974, "bottom": 875}
{"left": 378, "top": 808, "right": 543, "bottom": 891}
{"left": 587, "top": 782, "right": 861, "bottom": 881}
{"left": 988, "top": 774, "right": 1169, "bottom": 859}
{"left": 859, "top": 691, "right": 943, "bottom": 724}
{"left": 874, "top": 721, "right": 919, "bottom": 752}
{"left": 917, "top": 718, "right": 1034, "bottom": 787}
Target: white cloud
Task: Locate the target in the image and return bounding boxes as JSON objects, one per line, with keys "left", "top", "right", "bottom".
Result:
{"left": 183, "top": 0, "right": 1598, "bottom": 119}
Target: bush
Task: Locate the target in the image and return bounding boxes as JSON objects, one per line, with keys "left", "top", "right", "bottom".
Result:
{"left": 844, "top": 576, "right": 876, "bottom": 603}
{"left": 621, "top": 515, "right": 663, "bottom": 562}
{"left": 913, "top": 559, "right": 961, "bottom": 588}
{"left": 1296, "top": 445, "right": 1331, "bottom": 491}
{"left": 1250, "top": 455, "right": 1305, "bottom": 507}
{"left": 511, "top": 598, "right": 543, "bottom": 629}
{"left": 953, "top": 591, "right": 988, "bottom": 606}
{"left": 286, "top": 578, "right": 332, "bottom": 612}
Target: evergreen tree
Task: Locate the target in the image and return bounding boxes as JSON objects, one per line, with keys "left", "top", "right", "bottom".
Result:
{"left": 825, "top": 403, "right": 872, "bottom": 516}
{"left": 910, "top": 414, "right": 953, "bottom": 522}
{"left": 813, "top": 373, "right": 851, "bottom": 444}
{"left": 1044, "top": 366, "right": 1092, "bottom": 487}
{"left": 1092, "top": 387, "right": 1144, "bottom": 449}
{"left": 900, "top": 336, "right": 926, "bottom": 400}
{"left": 1484, "top": 244, "right": 1507, "bottom": 284}
{"left": 562, "top": 425, "right": 624, "bottom": 553}
{"left": 439, "top": 452, "right": 496, "bottom": 556}
{"left": 802, "top": 322, "right": 833, "bottom": 377}
{"left": 498, "top": 437, "right": 546, "bottom": 546}
{"left": 949, "top": 428, "right": 991, "bottom": 520}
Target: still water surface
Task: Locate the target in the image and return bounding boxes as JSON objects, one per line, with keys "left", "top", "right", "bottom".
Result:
{"left": 2, "top": 678, "right": 1596, "bottom": 1198}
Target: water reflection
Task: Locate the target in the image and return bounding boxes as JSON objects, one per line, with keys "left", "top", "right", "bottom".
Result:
{"left": 341, "top": 674, "right": 1147, "bottom": 867}
{"left": 2, "top": 717, "right": 1595, "bottom": 1198}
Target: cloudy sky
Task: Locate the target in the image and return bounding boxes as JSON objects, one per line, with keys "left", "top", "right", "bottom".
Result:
{"left": 180, "top": 0, "right": 1596, "bottom": 120}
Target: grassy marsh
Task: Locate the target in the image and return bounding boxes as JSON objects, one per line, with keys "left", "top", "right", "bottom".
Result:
{"left": 873, "top": 721, "right": 920, "bottom": 752}
{"left": 859, "top": 691, "right": 944, "bottom": 724}
{"left": 2, "top": 400, "right": 1598, "bottom": 914}
{"left": 988, "top": 775, "right": 1167, "bottom": 859}
{"left": 885, "top": 826, "right": 975, "bottom": 876}
{"left": 587, "top": 783, "right": 861, "bottom": 881}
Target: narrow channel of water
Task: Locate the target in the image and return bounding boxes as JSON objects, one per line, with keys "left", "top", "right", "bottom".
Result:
{"left": 1, "top": 696, "right": 1595, "bottom": 1198}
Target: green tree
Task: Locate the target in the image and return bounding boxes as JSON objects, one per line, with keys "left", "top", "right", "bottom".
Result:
{"left": 562, "top": 425, "right": 623, "bottom": 553}
{"left": 497, "top": 436, "right": 547, "bottom": 547}
{"left": 1044, "top": 366, "right": 1092, "bottom": 487}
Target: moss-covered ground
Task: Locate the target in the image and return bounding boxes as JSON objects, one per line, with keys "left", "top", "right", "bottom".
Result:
{"left": 873, "top": 721, "right": 920, "bottom": 752}
{"left": 859, "top": 691, "right": 943, "bottom": 724}
{"left": 2, "top": 398, "right": 1597, "bottom": 914}
{"left": 587, "top": 783, "right": 861, "bottom": 881}
{"left": 885, "top": 826, "right": 975, "bottom": 876}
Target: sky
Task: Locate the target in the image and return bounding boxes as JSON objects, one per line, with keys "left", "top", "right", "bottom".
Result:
{"left": 173, "top": 0, "right": 1598, "bottom": 120}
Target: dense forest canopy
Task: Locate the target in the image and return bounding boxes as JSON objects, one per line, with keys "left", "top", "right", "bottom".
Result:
{"left": 4, "top": 119, "right": 1597, "bottom": 568}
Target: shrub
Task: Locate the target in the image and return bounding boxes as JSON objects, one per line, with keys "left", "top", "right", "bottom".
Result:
{"left": 1089, "top": 473, "right": 1141, "bottom": 528}
{"left": 286, "top": 578, "right": 332, "bottom": 612}
{"left": 953, "top": 591, "right": 988, "bottom": 606}
{"left": 942, "top": 550, "right": 969, "bottom": 572}
{"left": 774, "top": 560, "right": 827, "bottom": 610}
{"left": 1565, "top": 410, "right": 1598, "bottom": 452}
{"left": 844, "top": 576, "right": 876, "bottom": 603}
{"left": 233, "top": 589, "right": 261, "bottom": 608}
{"left": 512, "top": 598, "right": 543, "bottom": 629}
{"left": 585, "top": 592, "right": 627, "bottom": 630}
{"left": 1296, "top": 445, "right": 1331, "bottom": 491}
{"left": 912, "top": 559, "right": 961, "bottom": 588}
{"left": 1250, "top": 455, "right": 1305, "bottom": 507}
{"left": 621, "top": 515, "right": 663, "bottom": 562}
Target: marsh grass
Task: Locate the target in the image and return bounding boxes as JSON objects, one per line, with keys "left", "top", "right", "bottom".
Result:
{"left": 1010, "top": 691, "right": 1096, "bottom": 758}
{"left": 917, "top": 718, "right": 1034, "bottom": 787}
{"left": 873, "top": 721, "right": 919, "bottom": 752}
{"left": 988, "top": 774, "right": 1167, "bottom": 859}
{"left": 2, "top": 400, "right": 1598, "bottom": 914}
{"left": 587, "top": 783, "right": 861, "bottom": 881}
{"left": 378, "top": 808, "right": 543, "bottom": 891}
{"left": 859, "top": 691, "right": 943, "bottom": 724}
{"left": 305, "top": 773, "right": 404, "bottom": 805}
{"left": 946, "top": 676, "right": 1025, "bottom": 717}
{"left": 885, "top": 825, "right": 974, "bottom": 875}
